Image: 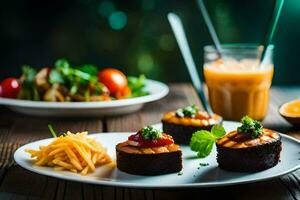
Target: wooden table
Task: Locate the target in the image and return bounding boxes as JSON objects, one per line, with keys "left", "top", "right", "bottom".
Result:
{"left": 0, "top": 84, "right": 299, "bottom": 200}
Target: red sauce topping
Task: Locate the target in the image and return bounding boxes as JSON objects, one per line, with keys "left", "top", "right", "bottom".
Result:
{"left": 128, "top": 133, "right": 174, "bottom": 148}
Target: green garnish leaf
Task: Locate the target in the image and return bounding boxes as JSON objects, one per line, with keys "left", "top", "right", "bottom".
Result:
{"left": 189, "top": 124, "right": 225, "bottom": 158}
{"left": 190, "top": 130, "right": 215, "bottom": 158}
{"left": 211, "top": 124, "right": 226, "bottom": 139}
{"left": 176, "top": 104, "right": 199, "bottom": 118}
{"left": 48, "top": 124, "right": 57, "bottom": 138}
{"left": 237, "top": 116, "right": 263, "bottom": 138}
{"left": 140, "top": 126, "right": 162, "bottom": 140}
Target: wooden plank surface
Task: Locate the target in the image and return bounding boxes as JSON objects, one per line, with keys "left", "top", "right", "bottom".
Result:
{"left": 0, "top": 84, "right": 298, "bottom": 200}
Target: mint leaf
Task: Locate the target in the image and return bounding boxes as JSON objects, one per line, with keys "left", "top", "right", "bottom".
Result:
{"left": 190, "top": 130, "right": 215, "bottom": 158}
{"left": 211, "top": 124, "right": 226, "bottom": 139}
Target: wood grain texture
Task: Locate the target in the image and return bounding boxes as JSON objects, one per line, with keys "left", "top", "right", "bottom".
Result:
{"left": 0, "top": 84, "right": 299, "bottom": 200}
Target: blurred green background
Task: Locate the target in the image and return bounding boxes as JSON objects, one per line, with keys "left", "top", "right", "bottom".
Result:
{"left": 0, "top": 0, "right": 299, "bottom": 85}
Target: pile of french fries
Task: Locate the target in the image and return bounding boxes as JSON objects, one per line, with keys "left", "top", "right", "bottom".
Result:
{"left": 25, "top": 131, "right": 114, "bottom": 175}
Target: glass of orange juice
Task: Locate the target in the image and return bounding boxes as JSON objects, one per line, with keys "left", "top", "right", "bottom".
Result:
{"left": 203, "top": 44, "right": 274, "bottom": 121}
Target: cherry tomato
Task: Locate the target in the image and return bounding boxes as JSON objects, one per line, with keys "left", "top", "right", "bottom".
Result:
{"left": 98, "top": 68, "right": 127, "bottom": 96}
{"left": 0, "top": 77, "right": 21, "bottom": 98}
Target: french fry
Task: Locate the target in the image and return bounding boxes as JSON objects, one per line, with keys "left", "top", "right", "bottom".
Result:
{"left": 25, "top": 131, "right": 113, "bottom": 175}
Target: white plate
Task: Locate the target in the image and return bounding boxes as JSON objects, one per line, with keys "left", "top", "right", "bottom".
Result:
{"left": 0, "top": 79, "right": 168, "bottom": 117}
{"left": 14, "top": 121, "right": 300, "bottom": 188}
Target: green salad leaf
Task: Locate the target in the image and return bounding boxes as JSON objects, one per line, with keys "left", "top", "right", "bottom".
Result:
{"left": 190, "top": 124, "right": 226, "bottom": 158}
{"left": 128, "top": 75, "right": 149, "bottom": 97}
{"left": 77, "top": 65, "right": 98, "bottom": 76}
{"left": 17, "top": 66, "right": 40, "bottom": 101}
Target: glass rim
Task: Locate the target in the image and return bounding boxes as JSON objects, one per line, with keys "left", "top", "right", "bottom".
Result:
{"left": 204, "top": 43, "right": 274, "bottom": 53}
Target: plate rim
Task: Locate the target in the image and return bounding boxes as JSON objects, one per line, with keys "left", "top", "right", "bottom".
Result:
{"left": 0, "top": 79, "right": 169, "bottom": 109}
{"left": 14, "top": 122, "right": 300, "bottom": 189}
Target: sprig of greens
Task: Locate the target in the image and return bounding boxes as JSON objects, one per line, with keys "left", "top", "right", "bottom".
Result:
{"left": 190, "top": 124, "right": 226, "bottom": 158}
{"left": 141, "top": 126, "right": 162, "bottom": 140}
{"left": 237, "top": 116, "right": 263, "bottom": 138}
{"left": 176, "top": 104, "right": 199, "bottom": 118}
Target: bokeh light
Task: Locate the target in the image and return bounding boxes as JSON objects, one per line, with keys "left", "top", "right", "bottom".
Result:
{"left": 137, "top": 54, "right": 154, "bottom": 73}
{"left": 159, "top": 34, "right": 175, "bottom": 51}
{"left": 109, "top": 11, "right": 128, "bottom": 30}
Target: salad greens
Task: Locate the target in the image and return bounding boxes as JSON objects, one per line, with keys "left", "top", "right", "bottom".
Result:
{"left": 127, "top": 75, "right": 149, "bottom": 97}
{"left": 17, "top": 66, "right": 40, "bottom": 100}
{"left": 16, "top": 58, "right": 149, "bottom": 102}
{"left": 190, "top": 124, "right": 226, "bottom": 158}
{"left": 141, "top": 126, "right": 163, "bottom": 140}
{"left": 237, "top": 116, "right": 263, "bottom": 138}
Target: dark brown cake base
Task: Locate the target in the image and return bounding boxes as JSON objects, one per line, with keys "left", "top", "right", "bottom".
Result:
{"left": 216, "top": 139, "right": 282, "bottom": 172}
{"left": 116, "top": 149, "right": 182, "bottom": 176}
{"left": 162, "top": 121, "right": 221, "bottom": 144}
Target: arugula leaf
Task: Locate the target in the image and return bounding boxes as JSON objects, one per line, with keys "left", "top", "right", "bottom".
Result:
{"left": 211, "top": 124, "right": 226, "bottom": 139}
{"left": 190, "top": 124, "right": 226, "bottom": 158}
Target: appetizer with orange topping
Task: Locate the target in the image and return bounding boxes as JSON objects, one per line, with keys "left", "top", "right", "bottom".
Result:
{"left": 116, "top": 126, "right": 182, "bottom": 175}
{"left": 216, "top": 116, "right": 282, "bottom": 172}
{"left": 162, "top": 105, "right": 222, "bottom": 144}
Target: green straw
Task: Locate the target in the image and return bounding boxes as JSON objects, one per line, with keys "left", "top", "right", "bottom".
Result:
{"left": 260, "top": 0, "right": 285, "bottom": 63}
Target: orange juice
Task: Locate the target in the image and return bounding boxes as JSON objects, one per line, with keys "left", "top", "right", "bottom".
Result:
{"left": 204, "top": 59, "right": 274, "bottom": 120}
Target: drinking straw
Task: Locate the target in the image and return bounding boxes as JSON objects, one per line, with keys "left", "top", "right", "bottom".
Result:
{"left": 168, "top": 13, "right": 213, "bottom": 114}
{"left": 260, "top": 0, "right": 285, "bottom": 64}
{"left": 196, "top": 0, "right": 223, "bottom": 58}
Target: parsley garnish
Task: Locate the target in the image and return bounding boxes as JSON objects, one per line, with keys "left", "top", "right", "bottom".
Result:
{"left": 190, "top": 124, "right": 226, "bottom": 158}
{"left": 141, "top": 126, "right": 162, "bottom": 140}
{"left": 176, "top": 104, "right": 199, "bottom": 118}
{"left": 237, "top": 116, "right": 263, "bottom": 138}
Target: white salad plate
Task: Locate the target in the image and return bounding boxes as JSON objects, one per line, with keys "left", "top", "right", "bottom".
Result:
{"left": 14, "top": 121, "right": 300, "bottom": 188}
{"left": 0, "top": 79, "right": 168, "bottom": 117}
